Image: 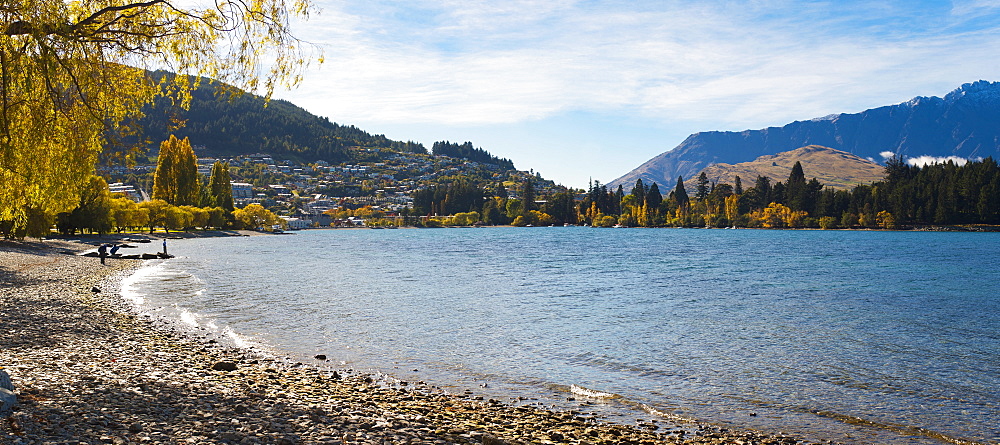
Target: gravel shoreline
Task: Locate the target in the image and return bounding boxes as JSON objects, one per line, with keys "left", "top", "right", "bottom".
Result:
{"left": 1, "top": 239, "right": 820, "bottom": 445}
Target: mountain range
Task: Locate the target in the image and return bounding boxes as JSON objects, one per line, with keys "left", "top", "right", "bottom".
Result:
{"left": 609, "top": 80, "right": 1000, "bottom": 190}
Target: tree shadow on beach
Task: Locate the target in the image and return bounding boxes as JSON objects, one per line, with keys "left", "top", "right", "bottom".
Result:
{"left": 9, "top": 351, "right": 355, "bottom": 444}
{"left": 0, "top": 295, "right": 103, "bottom": 350}
{"left": 0, "top": 240, "right": 85, "bottom": 257}
{"left": 0, "top": 267, "right": 63, "bottom": 289}
{"left": 1, "top": 242, "right": 95, "bottom": 289}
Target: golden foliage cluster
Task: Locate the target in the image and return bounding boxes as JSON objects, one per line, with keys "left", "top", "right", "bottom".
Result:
{"left": 1, "top": 0, "right": 317, "bottom": 236}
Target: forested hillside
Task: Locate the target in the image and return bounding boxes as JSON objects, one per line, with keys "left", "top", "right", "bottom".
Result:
{"left": 131, "top": 74, "right": 427, "bottom": 163}
{"left": 432, "top": 141, "right": 515, "bottom": 170}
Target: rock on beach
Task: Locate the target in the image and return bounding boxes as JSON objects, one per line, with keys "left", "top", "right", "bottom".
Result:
{"left": 1, "top": 239, "right": 821, "bottom": 445}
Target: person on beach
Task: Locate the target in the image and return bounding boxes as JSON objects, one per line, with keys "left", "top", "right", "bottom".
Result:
{"left": 97, "top": 244, "right": 109, "bottom": 265}
{"left": 162, "top": 239, "right": 167, "bottom": 256}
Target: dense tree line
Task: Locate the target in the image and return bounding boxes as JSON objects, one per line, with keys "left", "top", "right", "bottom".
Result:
{"left": 876, "top": 156, "right": 1000, "bottom": 225}
{"left": 42, "top": 136, "right": 278, "bottom": 237}
{"left": 411, "top": 180, "right": 485, "bottom": 216}
{"left": 407, "top": 176, "right": 580, "bottom": 227}
{"left": 576, "top": 158, "right": 1000, "bottom": 229}
{"left": 48, "top": 177, "right": 281, "bottom": 237}
{"left": 431, "top": 141, "right": 516, "bottom": 170}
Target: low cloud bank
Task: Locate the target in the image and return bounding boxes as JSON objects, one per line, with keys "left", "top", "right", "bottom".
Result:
{"left": 905, "top": 155, "right": 981, "bottom": 167}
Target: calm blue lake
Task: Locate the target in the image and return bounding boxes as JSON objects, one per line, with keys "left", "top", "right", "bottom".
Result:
{"left": 122, "top": 228, "right": 1000, "bottom": 445}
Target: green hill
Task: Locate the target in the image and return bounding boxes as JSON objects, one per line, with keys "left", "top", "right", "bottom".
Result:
{"left": 129, "top": 73, "right": 427, "bottom": 164}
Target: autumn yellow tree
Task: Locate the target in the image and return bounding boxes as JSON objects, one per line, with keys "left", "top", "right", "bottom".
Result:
{"left": 724, "top": 194, "right": 739, "bottom": 224}
{"left": 876, "top": 210, "right": 897, "bottom": 229}
{"left": 153, "top": 135, "right": 199, "bottom": 205}
{"left": 109, "top": 196, "right": 148, "bottom": 232}
{"left": 233, "top": 203, "right": 282, "bottom": 230}
{"left": 751, "top": 202, "right": 808, "bottom": 228}
{"left": 0, "top": 0, "right": 317, "bottom": 236}
{"left": 55, "top": 175, "right": 113, "bottom": 235}
{"left": 138, "top": 199, "right": 170, "bottom": 233}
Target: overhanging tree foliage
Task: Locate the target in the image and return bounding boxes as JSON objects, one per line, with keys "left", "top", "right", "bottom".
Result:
{"left": 0, "top": 0, "right": 316, "bottom": 237}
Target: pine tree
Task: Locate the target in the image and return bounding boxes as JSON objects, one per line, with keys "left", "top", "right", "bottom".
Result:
{"left": 615, "top": 185, "right": 625, "bottom": 216}
{"left": 753, "top": 175, "right": 772, "bottom": 208}
{"left": 520, "top": 178, "right": 536, "bottom": 213}
{"left": 786, "top": 161, "right": 808, "bottom": 211}
{"left": 631, "top": 178, "right": 646, "bottom": 204}
{"left": 674, "top": 176, "right": 689, "bottom": 209}
{"left": 646, "top": 182, "right": 663, "bottom": 209}
{"left": 696, "top": 172, "right": 710, "bottom": 200}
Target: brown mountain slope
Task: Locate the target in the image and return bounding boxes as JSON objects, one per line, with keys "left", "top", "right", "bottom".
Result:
{"left": 697, "top": 145, "right": 885, "bottom": 191}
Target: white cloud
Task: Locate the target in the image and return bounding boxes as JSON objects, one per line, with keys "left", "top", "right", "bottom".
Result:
{"left": 880, "top": 151, "right": 895, "bottom": 160}
{"left": 277, "top": 1, "right": 1000, "bottom": 131}
{"left": 905, "top": 156, "right": 981, "bottom": 167}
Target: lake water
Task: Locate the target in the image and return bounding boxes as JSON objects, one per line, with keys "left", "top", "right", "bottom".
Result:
{"left": 121, "top": 227, "right": 1000, "bottom": 445}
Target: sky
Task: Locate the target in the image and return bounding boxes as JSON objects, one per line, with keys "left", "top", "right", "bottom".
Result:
{"left": 270, "top": 0, "right": 1000, "bottom": 189}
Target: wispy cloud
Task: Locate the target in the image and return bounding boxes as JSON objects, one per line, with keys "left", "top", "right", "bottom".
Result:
{"left": 280, "top": 0, "right": 1000, "bottom": 130}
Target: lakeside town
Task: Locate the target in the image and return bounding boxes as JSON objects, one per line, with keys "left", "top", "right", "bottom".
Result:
{"left": 85, "top": 136, "right": 1000, "bottom": 235}
{"left": 99, "top": 145, "right": 562, "bottom": 230}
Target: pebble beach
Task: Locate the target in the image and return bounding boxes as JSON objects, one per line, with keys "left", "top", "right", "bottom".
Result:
{"left": 1, "top": 239, "right": 821, "bottom": 445}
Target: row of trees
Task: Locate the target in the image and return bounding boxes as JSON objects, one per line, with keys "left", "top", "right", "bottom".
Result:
{"left": 41, "top": 156, "right": 1000, "bottom": 236}
{"left": 51, "top": 173, "right": 282, "bottom": 236}
{"left": 409, "top": 177, "right": 578, "bottom": 227}
{"left": 23, "top": 133, "right": 273, "bottom": 237}
{"left": 404, "top": 157, "right": 1000, "bottom": 230}
{"left": 151, "top": 135, "right": 235, "bottom": 211}
{"left": 578, "top": 157, "right": 1000, "bottom": 229}
{"left": 431, "top": 141, "right": 516, "bottom": 170}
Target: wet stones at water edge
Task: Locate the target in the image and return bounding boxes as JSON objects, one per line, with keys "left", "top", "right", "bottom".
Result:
{"left": 0, "top": 369, "right": 15, "bottom": 416}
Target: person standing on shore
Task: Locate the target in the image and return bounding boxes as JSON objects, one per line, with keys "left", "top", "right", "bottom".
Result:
{"left": 162, "top": 239, "right": 167, "bottom": 256}
{"left": 98, "top": 244, "right": 109, "bottom": 265}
